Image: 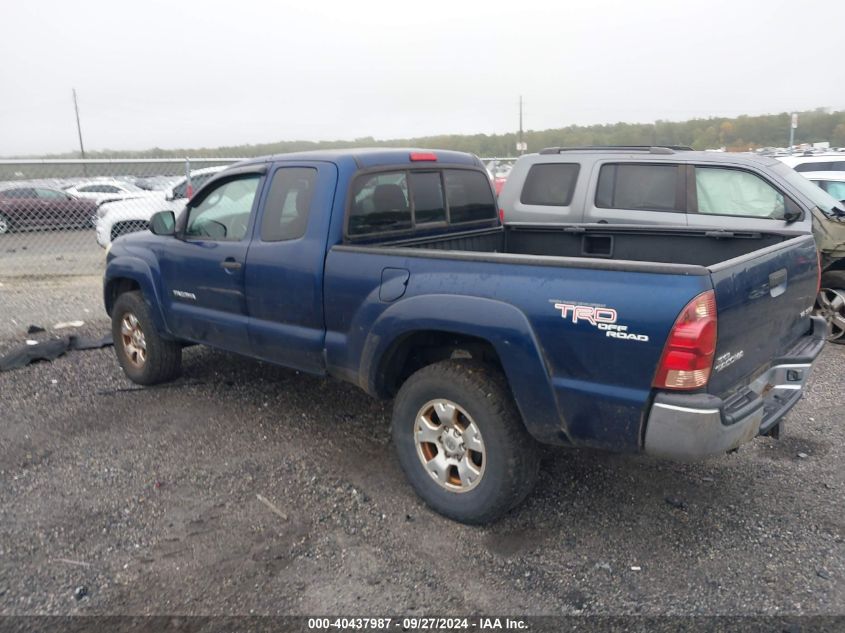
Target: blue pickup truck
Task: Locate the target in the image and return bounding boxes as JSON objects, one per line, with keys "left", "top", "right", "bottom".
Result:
{"left": 104, "top": 148, "right": 826, "bottom": 523}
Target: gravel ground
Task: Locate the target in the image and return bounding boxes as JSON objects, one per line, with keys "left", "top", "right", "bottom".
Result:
{"left": 0, "top": 279, "right": 843, "bottom": 620}
{"left": 0, "top": 228, "right": 105, "bottom": 278}
{"left": 0, "top": 275, "right": 103, "bottom": 339}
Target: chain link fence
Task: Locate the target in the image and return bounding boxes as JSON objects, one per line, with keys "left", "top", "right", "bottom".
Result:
{"left": 0, "top": 158, "right": 243, "bottom": 277}
{"left": 0, "top": 156, "right": 519, "bottom": 279}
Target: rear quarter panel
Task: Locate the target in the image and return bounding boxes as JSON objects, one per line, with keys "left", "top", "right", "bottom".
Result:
{"left": 498, "top": 157, "right": 588, "bottom": 224}
{"left": 324, "top": 248, "right": 712, "bottom": 451}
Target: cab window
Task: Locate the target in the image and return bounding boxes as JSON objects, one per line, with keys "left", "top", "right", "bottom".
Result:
{"left": 409, "top": 171, "right": 446, "bottom": 225}
{"left": 694, "top": 167, "right": 788, "bottom": 219}
{"left": 185, "top": 176, "right": 260, "bottom": 241}
{"left": 444, "top": 169, "right": 497, "bottom": 223}
{"left": 348, "top": 172, "right": 411, "bottom": 237}
{"left": 260, "top": 168, "right": 318, "bottom": 241}
{"left": 347, "top": 168, "right": 496, "bottom": 238}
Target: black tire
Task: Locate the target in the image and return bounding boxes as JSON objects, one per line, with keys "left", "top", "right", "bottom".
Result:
{"left": 0, "top": 213, "right": 9, "bottom": 235}
{"left": 391, "top": 359, "right": 540, "bottom": 524}
{"left": 818, "top": 271, "right": 845, "bottom": 344}
{"left": 112, "top": 290, "right": 182, "bottom": 384}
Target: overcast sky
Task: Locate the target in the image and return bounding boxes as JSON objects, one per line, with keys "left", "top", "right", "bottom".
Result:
{"left": 1, "top": 0, "right": 843, "bottom": 155}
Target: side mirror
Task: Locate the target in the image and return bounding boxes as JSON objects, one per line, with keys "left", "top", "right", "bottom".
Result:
{"left": 164, "top": 190, "right": 175, "bottom": 202}
{"left": 782, "top": 198, "right": 803, "bottom": 223}
{"left": 149, "top": 210, "right": 176, "bottom": 236}
{"left": 782, "top": 209, "right": 802, "bottom": 223}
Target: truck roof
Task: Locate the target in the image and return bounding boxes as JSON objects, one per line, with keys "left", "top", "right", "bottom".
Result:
{"left": 235, "top": 148, "right": 483, "bottom": 171}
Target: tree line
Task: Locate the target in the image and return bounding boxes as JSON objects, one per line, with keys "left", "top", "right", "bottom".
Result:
{"left": 20, "top": 108, "right": 845, "bottom": 160}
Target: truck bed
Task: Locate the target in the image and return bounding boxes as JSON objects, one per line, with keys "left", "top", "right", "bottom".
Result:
{"left": 373, "top": 223, "right": 791, "bottom": 268}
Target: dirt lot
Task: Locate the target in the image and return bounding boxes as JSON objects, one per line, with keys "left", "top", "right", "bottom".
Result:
{"left": 0, "top": 278, "right": 843, "bottom": 620}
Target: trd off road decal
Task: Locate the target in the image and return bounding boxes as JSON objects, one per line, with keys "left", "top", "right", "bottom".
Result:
{"left": 714, "top": 350, "right": 744, "bottom": 372}
{"left": 552, "top": 300, "right": 649, "bottom": 342}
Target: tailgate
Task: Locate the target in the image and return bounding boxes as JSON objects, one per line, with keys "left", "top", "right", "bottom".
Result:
{"left": 707, "top": 235, "right": 818, "bottom": 397}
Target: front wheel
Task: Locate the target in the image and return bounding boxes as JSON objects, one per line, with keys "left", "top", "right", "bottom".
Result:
{"left": 392, "top": 360, "right": 539, "bottom": 524}
{"left": 112, "top": 290, "right": 182, "bottom": 384}
{"left": 815, "top": 271, "right": 845, "bottom": 344}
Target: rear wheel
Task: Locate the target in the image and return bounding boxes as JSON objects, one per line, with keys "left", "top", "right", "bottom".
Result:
{"left": 816, "top": 271, "right": 845, "bottom": 344}
{"left": 112, "top": 291, "right": 182, "bottom": 384}
{"left": 391, "top": 359, "right": 539, "bottom": 524}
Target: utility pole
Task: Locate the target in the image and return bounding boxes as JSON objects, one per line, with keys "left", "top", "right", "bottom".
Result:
{"left": 516, "top": 96, "right": 526, "bottom": 155}
{"left": 789, "top": 112, "right": 798, "bottom": 153}
{"left": 72, "top": 88, "right": 87, "bottom": 175}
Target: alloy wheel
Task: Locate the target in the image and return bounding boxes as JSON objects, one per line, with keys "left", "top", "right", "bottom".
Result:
{"left": 414, "top": 399, "right": 486, "bottom": 493}
{"left": 120, "top": 312, "right": 147, "bottom": 367}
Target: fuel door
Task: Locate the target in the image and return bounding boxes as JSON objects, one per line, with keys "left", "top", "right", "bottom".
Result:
{"left": 379, "top": 267, "right": 410, "bottom": 302}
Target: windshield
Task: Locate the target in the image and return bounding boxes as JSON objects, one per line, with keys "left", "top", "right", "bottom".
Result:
{"left": 771, "top": 162, "right": 845, "bottom": 218}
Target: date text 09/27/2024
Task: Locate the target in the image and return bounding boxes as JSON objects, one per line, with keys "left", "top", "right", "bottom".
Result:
{"left": 306, "top": 617, "right": 528, "bottom": 630}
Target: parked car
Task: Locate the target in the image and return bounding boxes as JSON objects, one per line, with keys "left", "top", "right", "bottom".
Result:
{"left": 0, "top": 185, "right": 98, "bottom": 234}
{"left": 95, "top": 166, "right": 226, "bottom": 247}
{"left": 133, "top": 175, "right": 182, "bottom": 192}
{"left": 498, "top": 146, "right": 845, "bottom": 343}
{"left": 103, "top": 148, "right": 824, "bottom": 524}
{"left": 63, "top": 179, "right": 146, "bottom": 206}
{"left": 777, "top": 153, "right": 845, "bottom": 173}
{"left": 481, "top": 160, "right": 516, "bottom": 196}
{"left": 799, "top": 171, "right": 845, "bottom": 341}
{"left": 802, "top": 170, "right": 845, "bottom": 201}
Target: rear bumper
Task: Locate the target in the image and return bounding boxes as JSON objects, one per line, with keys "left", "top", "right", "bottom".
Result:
{"left": 643, "top": 316, "right": 827, "bottom": 460}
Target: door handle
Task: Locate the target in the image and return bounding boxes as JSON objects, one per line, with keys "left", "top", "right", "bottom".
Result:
{"left": 220, "top": 258, "right": 242, "bottom": 271}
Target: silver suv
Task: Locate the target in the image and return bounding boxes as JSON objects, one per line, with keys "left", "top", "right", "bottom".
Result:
{"left": 499, "top": 146, "right": 845, "bottom": 342}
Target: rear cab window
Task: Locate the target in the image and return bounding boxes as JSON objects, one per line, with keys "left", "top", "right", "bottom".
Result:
{"left": 347, "top": 168, "right": 496, "bottom": 239}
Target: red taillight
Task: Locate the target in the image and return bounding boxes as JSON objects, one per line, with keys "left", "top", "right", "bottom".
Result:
{"left": 410, "top": 152, "right": 437, "bottom": 162}
{"left": 498, "top": 208, "right": 505, "bottom": 222}
{"left": 653, "top": 290, "right": 718, "bottom": 390}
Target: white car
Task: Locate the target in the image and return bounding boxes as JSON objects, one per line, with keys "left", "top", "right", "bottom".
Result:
{"left": 801, "top": 171, "right": 845, "bottom": 202}
{"left": 64, "top": 179, "right": 146, "bottom": 206}
{"left": 777, "top": 153, "right": 845, "bottom": 173}
{"left": 95, "top": 166, "right": 226, "bottom": 247}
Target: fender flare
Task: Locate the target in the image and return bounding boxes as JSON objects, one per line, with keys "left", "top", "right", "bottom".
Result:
{"left": 360, "top": 294, "right": 567, "bottom": 444}
{"left": 104, "top": 256, "right": 170, "bottom": 336}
